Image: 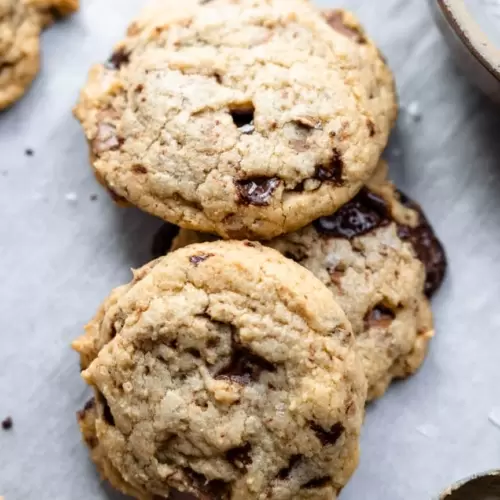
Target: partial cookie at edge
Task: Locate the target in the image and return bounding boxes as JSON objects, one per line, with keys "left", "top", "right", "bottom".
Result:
{"left": 0, "top": 0, "right": 79, "bottom": 110}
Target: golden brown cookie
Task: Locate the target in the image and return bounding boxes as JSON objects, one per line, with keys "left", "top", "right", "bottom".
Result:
{"left": 74, "top": 241, "right": 367, "bottom": 499}
{"left": 74, "top": 0, "right": 396, "bottom": 239}
{"left": 170, "top": 163, "right": 446, "bottom": 400}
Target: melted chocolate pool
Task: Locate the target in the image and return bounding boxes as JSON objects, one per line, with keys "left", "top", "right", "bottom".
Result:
{"left": 314, "top": 188, "right": 447, "bottom": 297}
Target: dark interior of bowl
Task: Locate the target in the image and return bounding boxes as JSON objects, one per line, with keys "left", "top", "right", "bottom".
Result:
{"left": 442, "top": 473, "right": 500, "bottom": 499}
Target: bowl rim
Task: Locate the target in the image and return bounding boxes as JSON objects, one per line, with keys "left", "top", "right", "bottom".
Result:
{"left": 436, "top": 0, "right": 500, "bottom": 81}
{"left": 439, "top": 470, "right": 500, "bottom": 499}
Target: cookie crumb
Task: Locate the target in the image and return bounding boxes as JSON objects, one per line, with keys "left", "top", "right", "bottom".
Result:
{"left": 25, "top": 148, "right": 34, "bottom": 156}
{"left": 1, "top": 416, "right": 13, "bottom": 430}
{"left": 90, "top": 194, "right": 98, "bottom": 201}
{"left": 65, "top": 192, "right": 78, "bottom": 203}
{"left": 405, "top": 101, "right": 422, "bottom": 122}
{"left": 415, "top": 423, "right": 439, "bottom": 438}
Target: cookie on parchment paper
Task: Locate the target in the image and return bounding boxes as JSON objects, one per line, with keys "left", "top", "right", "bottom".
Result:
{"left": 170, "top": 163, "right": 447, "bottom": 400}
{"left": 74, "top": 241, "right": 367, "bottom": 499}
{"left": 74, "top": 0, "right": 397, "bottom": 239}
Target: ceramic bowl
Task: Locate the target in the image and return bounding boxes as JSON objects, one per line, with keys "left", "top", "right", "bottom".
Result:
{"left": 429, "top": 0, "right": 500, "bottom": 102}
{"left": 440, "top": 470, "right": 500, "bottom": 499}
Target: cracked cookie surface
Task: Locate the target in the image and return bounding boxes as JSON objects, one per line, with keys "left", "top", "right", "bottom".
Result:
{"left": 74, "top": 0, "right": 396, "bottom": 239}
{"left": 0, "top": 0, "right": 78, "bottom": 109}
{"left": 170, "top": 163, "right": 447, "bottom": 400}
{"left": 74, "top": 241, "right": 367, "bottom": 499}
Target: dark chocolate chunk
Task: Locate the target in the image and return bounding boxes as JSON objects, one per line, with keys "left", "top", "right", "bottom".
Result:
{"left": 309, "top": 422, "right": 344, "bottom": 446}
{"left": 183, "top": 469, "right": 230, "bottom": 499}
{"left": 314, "top": 149, "right": 343, "bottom": 183}
{"left": 167, "top": 491, "right": 198, "bottom": 500}
{"left": 303, "top": 477, "right": 332, "bottom": 489}
{"left": 186, "top": 348, "right": 201, "bottom": 359}
{"left": 314, "top": 188, "right": 391, "bottom": 239}
{"left": 226, "top": 443, "right": 252, "bottom": 470}
{"left": 132, "top": 164, "right": 148, "bottom": 174}
{"left": 96, "top": 392, "right": 115, "bottom": 426}
{"left": 215, "top": 337, "right": 276, "bottom": 385}
{"left": 367, "top": 119, "right": 376, "bottom": 137}
{"left": 324, "top": 10, "right": 367, "bottom": 44}
{"left": 189, "top": 254, "right": 214, "bottom": 266}
{"left": 105, "top": 48, "right": 131, "bottom": 70}
{"left": 1, "top": 416, "right": 13, "bottom": 430}
{"left": 235, "top": 177, "right": 280, "bottom": 206}
{"left": 151, "top": 223, "right": 180, "bottom": 259}
{"left": 364, "top": 305, "right": 395, "bottom": 330}
{"left": 230, "top": 106, "right": 255, "bottom": 129}
{"left": 77, "top": 398, "right": 96, "bottom": 421}
{"left": 277, "top": 455, "right": 302, "bottom": 480}
{"left": 397, "top": 191, "right": 447, "bottom": 297}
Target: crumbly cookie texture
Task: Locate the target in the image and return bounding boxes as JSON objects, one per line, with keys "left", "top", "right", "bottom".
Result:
{"left": 170, "top": 163, "right": 446, "bottom": 400}
{"left": 74, "top": 241, "right": 367, "bottom": 499}
{"left": 74, "top": 0, "right": 397, "bottom": 239}
{"left": 0, "top": 0, "right": 79, "bottom": 110}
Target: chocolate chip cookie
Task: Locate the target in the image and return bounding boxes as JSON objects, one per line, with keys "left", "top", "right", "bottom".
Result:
{"left": 73, "top": 241, "right": 367, "bottom": 499}
{"left": 74, "top": 0, "right": 397, "bottom": 239}
{"left": 0, "top": 0, "right": 79, "bottom": 110}
{"left": 170, "top": 163, "right": 447, "bottom": 400}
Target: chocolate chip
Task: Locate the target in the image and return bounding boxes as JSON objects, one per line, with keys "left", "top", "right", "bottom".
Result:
{"left": 132, "top": 164, "right": 147, "bottom": 174}
{"left": 189, "top": 254, "right": 214, "bottom": 266}
{"left": 186, "top": 348, "right": 201, "bottom": 359}
{"left": 314, "top": 149, "right": 343, "bottom": 183}
{"left": 314, "top": 188, "right": 391, "bottom": 239}
{"left": 364, "top": 305, "right": 395, "bottom": 330}
{"left": 309, "top": 422, "right": 344, "bottom": 446}
{"left": 213, "top": 72, "right": 223, "bottom": 84}
{"left": 277, "top": 455, "right": 302, "bottom": 480}
{"left": 215, "top": 338, "right": 276, "bottom": 385}
{"left": 324, "top": 10, "right": 367, "bottom": 44}
{"left": 151, "top": 223, "right": 180, "bottom": 259}
{"left": 105, "top": 48, "right": 130, "bottom": 69}
{"left": 0, "top": 61, "right": 14, "bottom": 73}
{"left": 303, "top": 477, "right": 332, "bottom": 489}
{"left": 167, "top": 491, "right": 198, "bottom": 500}
{"left": 96, "top": 392, "right": 115, "bottom": 426}
{"left": 230, "top": 106, "right": 255, "bottom": 129}
{"left": 226, "top": 443, "right": 252, "bottom": 470}
{"left": 135, "top": 84, "right": 144, "bottom": 93}
{"left": 183, "top": 469, "right": 230, "bottom": 499}
{"left": 1, "top": 416, "right": 13, "bottom": 430}
{"left": 397, "top": 191, "right": 447, "bottom": 297}
{"left": 367, "top": 119, "right": 376, "bottom": 137}
{"left": 235, "top": 177, "right": 280, "bottom": 206}
{"left": 25, "top": 148, "right": 34, "bottom": 157}
{"left": 206, "top": 337, "right": 220, "bottom": 348}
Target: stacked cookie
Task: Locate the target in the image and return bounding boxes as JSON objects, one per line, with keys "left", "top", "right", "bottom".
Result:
{"left": 72, "top": 1, "right": 446, "bottom": 498}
